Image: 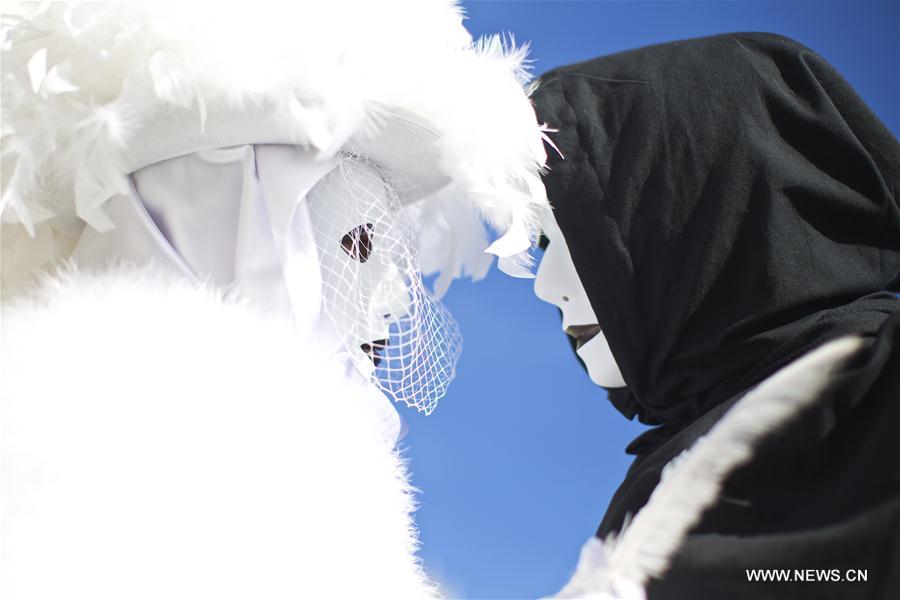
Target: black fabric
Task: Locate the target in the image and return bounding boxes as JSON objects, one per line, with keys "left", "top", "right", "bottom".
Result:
{"left": 531, "top": 33, "right": 900, "bottom": 598}
{"left": 651, "top": 495, "right": 900, "bottom": 600}
{"left": 604, "top": 312, "right": 900, "bottom": 599}
{"left": 532, "top": 32, "right": 900, "bottom": 433}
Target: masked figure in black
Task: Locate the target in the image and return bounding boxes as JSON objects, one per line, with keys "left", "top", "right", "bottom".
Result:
{"left": 531, "top": 33, "right": 899, "bottom": 599}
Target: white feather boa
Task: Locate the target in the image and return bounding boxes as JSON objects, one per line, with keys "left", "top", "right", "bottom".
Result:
{"left": 1, "top": 264, "right": 436, "bottom": 598}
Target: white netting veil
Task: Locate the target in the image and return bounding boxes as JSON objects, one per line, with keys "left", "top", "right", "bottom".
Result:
{"left": 306, "top": 154, "right": 462, "bottom": 414}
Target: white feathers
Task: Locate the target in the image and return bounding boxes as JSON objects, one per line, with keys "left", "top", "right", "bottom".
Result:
{"left": 488, "top": 216, "right": 538, "bottom": 278}
{"left": 25, "top": 47, "right": 45, "bottom": 93}
{"left": 554, "top": 537, "right": 647, "bottom": 600}
{"left": 1, "top": 263, "right": 437, "bottom": 598}
{"left": 1, "top": 1, "right": 548, "bottom": 296}
{"left": 554, "top": 335, "right": 866, "bottom": 599}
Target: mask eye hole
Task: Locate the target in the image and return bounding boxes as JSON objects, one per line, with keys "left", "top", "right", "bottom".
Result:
{"left": 341, "top": 223, "right": 374, "bottom": 263}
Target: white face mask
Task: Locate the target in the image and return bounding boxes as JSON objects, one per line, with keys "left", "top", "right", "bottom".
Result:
{"left": 534, "top": 214, "right": 626, "bottom": 389}
{"left": 71, "top": 144, "right": 459, "bottom": 415}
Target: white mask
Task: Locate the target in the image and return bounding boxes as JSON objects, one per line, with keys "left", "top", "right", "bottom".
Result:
{"left": 534, "top": 213, "right": 626, "bottom": 389}
{"left": 70, "top": 145, "right": 460, "bottom": 415}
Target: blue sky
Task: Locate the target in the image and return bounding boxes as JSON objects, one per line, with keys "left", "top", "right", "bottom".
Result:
{"left": 403, "top": 2, "right": 900, "bottom": 598}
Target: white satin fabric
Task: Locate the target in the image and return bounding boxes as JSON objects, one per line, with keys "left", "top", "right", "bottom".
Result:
{"left": 71, "top": 144, "right": 403, "bottom": 442}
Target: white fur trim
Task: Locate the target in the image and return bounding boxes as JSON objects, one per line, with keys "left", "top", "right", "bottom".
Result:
{"left": 553, "top": 335, "right": 866, "bottom": 599}
{"left": 1, "top": 264, "right": 436, "bottom": 598}
{"left": 1, "top": 1, "right": 548, "bottom": 292}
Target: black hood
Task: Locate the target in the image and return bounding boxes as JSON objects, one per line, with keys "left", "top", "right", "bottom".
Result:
{"left": 531, "top": 33, "right": 900, "bottom": 433}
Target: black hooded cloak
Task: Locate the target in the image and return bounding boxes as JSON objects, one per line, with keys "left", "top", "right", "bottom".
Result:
{"left": 531, "top": 32, "right": 900, "bottom": 599}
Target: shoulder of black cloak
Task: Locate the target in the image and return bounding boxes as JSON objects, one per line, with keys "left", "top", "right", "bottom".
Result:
{"left": 601, "top": 310, "right": 900, "bottom": 599}
{"left": 531, "top": 32, "right": 900, "bottom": 429}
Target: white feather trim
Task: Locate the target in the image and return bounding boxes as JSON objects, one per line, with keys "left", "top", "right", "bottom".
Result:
{"left": 1, "top": 263, "right": 437, "bottom": 598}
{"left": 1, "top": 1, "right": 547, "bottom": 293}
{"left": 553, "top": 335, "right": 866, "bottom": 599}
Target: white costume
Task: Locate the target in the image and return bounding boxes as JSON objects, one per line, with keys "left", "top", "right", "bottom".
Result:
{"left": 0, "top": 2, "right": 548, "bottom": 597}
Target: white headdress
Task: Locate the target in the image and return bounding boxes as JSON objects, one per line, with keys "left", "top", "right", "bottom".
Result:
{"left": 1, "top": 1, "right": 549, "bottom": 412}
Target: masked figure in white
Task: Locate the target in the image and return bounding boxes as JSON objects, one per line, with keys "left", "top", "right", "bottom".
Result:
{"left": 0, "top": 3, "right": 548, "bottom": 598}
